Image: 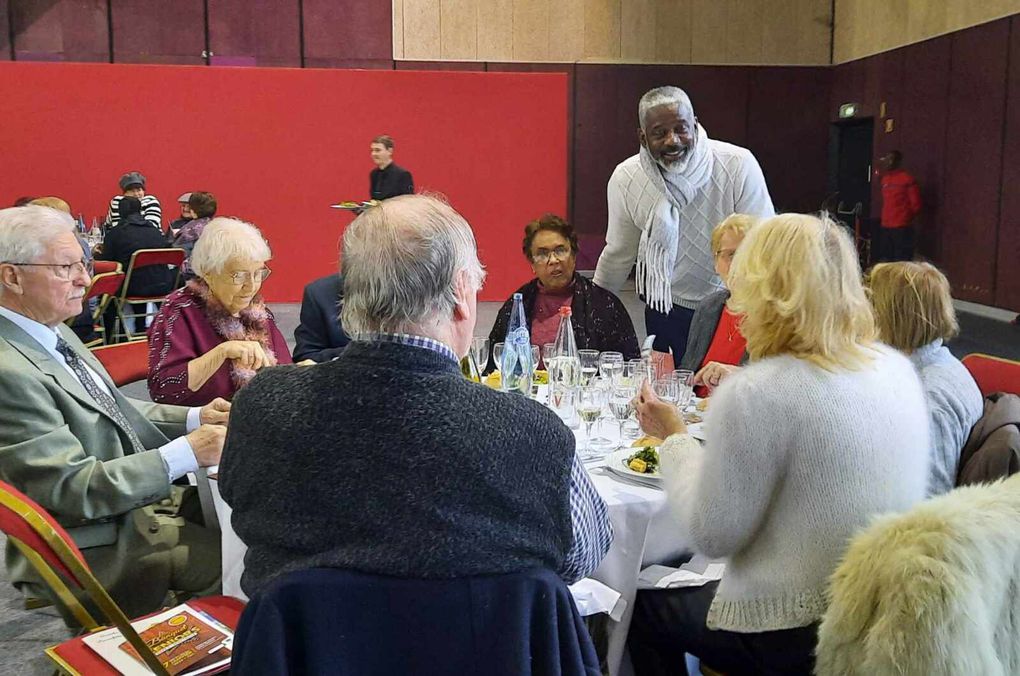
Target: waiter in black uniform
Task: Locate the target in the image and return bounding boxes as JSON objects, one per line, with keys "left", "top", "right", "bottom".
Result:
{"left": 369, "top": 135, "right": 415, "bottom": 200}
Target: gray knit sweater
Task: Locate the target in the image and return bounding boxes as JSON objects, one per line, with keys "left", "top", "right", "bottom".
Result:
{"left": 660, "top": 345, "right": 931, "bottom": 632}
{"left": 220, "top": 341, "right": 576, "bottom": 596}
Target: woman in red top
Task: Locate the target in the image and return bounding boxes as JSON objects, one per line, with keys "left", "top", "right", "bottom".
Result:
{"left": 677, "top": 214, "right": 757, "bottom": 394}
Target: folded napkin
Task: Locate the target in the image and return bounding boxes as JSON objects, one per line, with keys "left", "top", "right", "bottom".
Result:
{"left": 637, "top": 555, "right": 725, "bottom": 590}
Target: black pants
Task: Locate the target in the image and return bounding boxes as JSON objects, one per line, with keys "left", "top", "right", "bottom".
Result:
{"left": 876, "top": 226, "right": 914, "bottom": 262}
{"left": 628, "top": 582, "right": 818, "bottom": 676}
{"left": 644, "top": 304, "right": 696, "bottom": 362}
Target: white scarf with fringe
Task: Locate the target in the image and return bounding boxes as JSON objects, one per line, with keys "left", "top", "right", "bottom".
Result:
{"left": 636, "top": 124, "right": 714, "bottom": 313}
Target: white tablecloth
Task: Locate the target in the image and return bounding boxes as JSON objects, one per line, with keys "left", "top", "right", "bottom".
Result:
{"left": 210, "top": 429, "right": 687, "bottom": 676}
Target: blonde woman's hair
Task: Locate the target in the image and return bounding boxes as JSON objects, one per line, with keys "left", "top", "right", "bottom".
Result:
{"left": 727, "top": 213, "right": 877, "bottom": 370}
{"left": 711, "top": 213, "right": 757, "bottom": 254}
{"left": 866, "top": 261, "right": 958, "bottom": 352}
{"left": 28, "top": 196, "right": 71, "bottom": 214}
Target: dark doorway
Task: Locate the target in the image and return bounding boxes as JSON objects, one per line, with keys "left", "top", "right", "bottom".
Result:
{"left": 827, "top": 117, "right": 874, "bottom": 263}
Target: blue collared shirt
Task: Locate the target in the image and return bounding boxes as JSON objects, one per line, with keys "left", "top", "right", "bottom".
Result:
{"left": 0, "top": 306, "right": 201, "bottom": 481}
{"left": 358, "top": 331, "right": 612, "bottom": 583}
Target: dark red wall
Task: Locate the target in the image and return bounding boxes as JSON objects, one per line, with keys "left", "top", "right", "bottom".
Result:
{"left": 0, "top": 62, "right": 567, "bottom": 303}
{"left": 830, "top": 15, "right": 1019, "bottom": 310}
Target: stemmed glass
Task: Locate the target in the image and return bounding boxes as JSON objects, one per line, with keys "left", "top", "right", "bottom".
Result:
{"left": 628, "top": 358, "right": 651, "bottom": 389}
{"left": 609, "top": 384, "right": 636, "bottom": 448}
{"left": 471, "top": 337, "right": 489, "bottom": 373}
{"left": 542, "top": 343, "right": 556, "bottom": 370}
{"left": 493, "top": 342, "right": 505, "bottom": 373}
{"left": 576, "top": 383, "right": 608, "bottom": 460}
{"left": 599, "top": 351, "right": 624, "bottom": 385}
{"left": 578, "top": 349, "right": 600, "bottom": 386}
{"left": 531, "top": 345, "right": 540, "bottom": 375}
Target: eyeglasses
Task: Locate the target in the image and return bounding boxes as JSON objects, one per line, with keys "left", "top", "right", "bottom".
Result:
{"left": 4, "top": 259, "right": 93, "bottom": 280}
{"left": 532, "top": 246, "right": 571, "bottom": 264}
{"left": 221, "top": 267, "right": 272, "bottom": 285}
{"left": 713, "top": 249, "right": 737, "bottom": 262}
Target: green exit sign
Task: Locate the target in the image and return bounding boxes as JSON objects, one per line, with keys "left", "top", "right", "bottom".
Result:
{"left": 839, "top": 103, "right": 859, "bottom": 119}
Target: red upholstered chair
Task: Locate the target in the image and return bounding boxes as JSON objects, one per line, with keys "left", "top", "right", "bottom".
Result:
{"left": 962, "top": 353, "right": 1020, "bottom": 396}
{"left": 80, "top": 271, "right": 125, "bottom": 347}
{"left": 92, "top": 260, "right": 121, "bottom": 275}
{"left": 113, "top": 248, "right": 185, "bottom": 341}
{"left": 0, "top": 479, "right": 244, "bottom": 675}
{"left": 90, "top": 339, "right": 150, "bottom": 387}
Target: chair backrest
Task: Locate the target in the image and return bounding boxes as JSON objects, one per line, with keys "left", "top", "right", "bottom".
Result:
{"left": 84, "top": 271, "right": 125, "bottom": 302}
{"left": 962, "top": 352, "right": 1020, "bottom": 396}
{"left": 0, "top": 480, "right": 171, "bottom": 674}
{"left": 121, "top": 248, "right": 185, "bottom": 301}
{"left": 91, "top": 339, "right": 150, "bottom": 387}
{"left": 92, "top": 260, "right": 121, "bottom": 275}
{"left": 231, "top": 567, "right": 600, "bottom": 676}
{"left": 816, "top": 474, "right": 1020, "bottom": 675}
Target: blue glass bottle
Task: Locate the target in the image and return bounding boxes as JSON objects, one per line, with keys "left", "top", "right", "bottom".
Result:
{"left": 501, "top": 293, "right": 533, "bottom": 394}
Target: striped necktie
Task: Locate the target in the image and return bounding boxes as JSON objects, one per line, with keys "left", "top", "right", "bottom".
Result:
{"left": 55, "top": 338, "right": 145, "bottom": 453}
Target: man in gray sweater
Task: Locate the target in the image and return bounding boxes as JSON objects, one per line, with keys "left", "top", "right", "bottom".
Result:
{"left": 593, "top": 86, "right": 774, "bottom": 362}
{"left": 220, "top": 195, "right": 612, "bottom": 597}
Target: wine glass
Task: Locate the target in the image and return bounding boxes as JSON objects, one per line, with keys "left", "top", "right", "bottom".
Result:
{"left": 653, "top": 378, "right": 679, "bottom": 408}
{"left": 599, "top": 351, "right": 624, "bottom": 385}
{"left": 578, "top": 349, "right": 600, "bottom": 385}
{"left": 493, "top": 342, "right": 505, "bottom": 373}
{"left": 542, "top": 343, "right": 556, "bottom": 370}
{"left": 531, "top": 345, "right": 540, "bottom": 375}
{"left": 628, "top": 358, "right": 651, "bottom": 389}
{"left": 471, "top": 337, "right": 489, "bottom": 373}
{"left": 576, "top": 383, "right": 608, "bottom": 460}
{"left": 609, "top": 384, "right": 636, "bottom": 448}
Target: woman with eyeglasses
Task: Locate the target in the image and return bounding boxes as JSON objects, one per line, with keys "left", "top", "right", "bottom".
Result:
{"left": 147, "top": 217, "right": 292, "bottom": 405}
{"left": 486, "top": 214, "right": 639, "bottom": 371}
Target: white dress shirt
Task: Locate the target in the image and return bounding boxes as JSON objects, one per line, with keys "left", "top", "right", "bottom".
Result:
{"left": 0, "top": 306, "right": 200, "bottom": 480}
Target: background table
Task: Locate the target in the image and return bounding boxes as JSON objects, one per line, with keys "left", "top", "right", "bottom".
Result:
{"left": 211, "top": 428, "right": 688, "bottom": 676}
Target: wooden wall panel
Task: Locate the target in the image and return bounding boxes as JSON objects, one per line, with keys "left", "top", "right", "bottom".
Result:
{"left": 403, "top": 0, "right": 441, "bottom": 60}
{"left": 476, "top": 0, "right": 512, "bottom": 60}
{"left": 583, "top": 0, "right": 621, "bottom": 60}
{"left": 689, "top": 0, "right": 726, "bottom": 63}
{"left": 548, "top": 0, "right": 584, "bottom": 61}
{"left": 207, "top": 0, "right": 300, "bottom": 67}
{"left": 763, "top": 0, "right": 832, "bottom": 64}
{"left": 941, "top": 21, "right": 1009, "bottom": 304}
{"left": 111, "top": 0, "right": 205, "bottom": 64}
{"left": 995, "top": 15, "right": 1020, "bottom": 309}
{"left": 303, "top": 0, "right": 392, "bottom": 66}
{"left": 442, "top": 0, "right": 477, "bottom": 59}
{"left": 0, "top": 0, "right": 9, "bottom": 61}
{"left": 725, "top": 0, "right": 763, "bottom": 64}
{"left": 834, "top": 0, "right": 1020, "bottom": 63}
{"left": 512, "top": 0, "right": 549, "bottom": 61}
{"left": 746, "top": 67, "right": 833, "bottom": 213}
{"left": 393, "top": 0, "right": 405, "bottom": 59}
{"left": 653, "top": 0, "right": 692, "bottom": 63}
{"left": 12, "top": 0, "right": 108, "bottom": 62}
{"left": 621, "top": 0, "right": 656, "bottom": 62}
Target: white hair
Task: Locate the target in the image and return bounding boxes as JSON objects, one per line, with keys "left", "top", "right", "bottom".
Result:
{"left": 638, "top": 86, "right": 695, "bottom": 131}
{"left": 0, "top": 205, "right": 76, "bottom": 265}
{"left": 341, "top": 194, "right": 486, "bottom": 335}
{"left": 190, "top": 217, "right": 272, "bottom": 278}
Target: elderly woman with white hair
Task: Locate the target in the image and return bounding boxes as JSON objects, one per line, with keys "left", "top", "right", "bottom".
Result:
{"left": 147, "top": 217, "right": 292, "bottom": 406}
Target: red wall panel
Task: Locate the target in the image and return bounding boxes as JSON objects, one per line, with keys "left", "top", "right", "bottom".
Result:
{"left": 207, "top": 0, "right": 301, "bottom": 67}
{"left": 996, "top": 16, "right": 1020, "bottom": 310}
{"left": 0, "top": 62, "right": 567, "bottom": 303}
{"left": 898, "top": 36, "right": 951, "bottom": 263}
{"left": 746, "top": 67, "right": 833, "bottom": 214}
{"left": 941, "top": 20, "right": 1009, "bottom": 304}
{"left": 302, "top": 0, "right": 391, "bottom": 65}
{"left": 11, "top": 0, "right": 108, "bottom": 62}
{"left": 110, "top": 0, "right": 205, "bottom": 65}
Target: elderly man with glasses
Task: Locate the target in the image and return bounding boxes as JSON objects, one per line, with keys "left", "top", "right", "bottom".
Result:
{"left": 486, "top": 213, "right": 639, "bottom": 371}
{"left": 0, "top": 205, "right": 229, "bottom": 623}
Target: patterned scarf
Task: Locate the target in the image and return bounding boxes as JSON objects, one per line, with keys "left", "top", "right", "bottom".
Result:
{"left": 188, "top": 279, "right": 278, "bottom": 388}
{"left": 636, "top": 123, "right": 714, "bottom": 313}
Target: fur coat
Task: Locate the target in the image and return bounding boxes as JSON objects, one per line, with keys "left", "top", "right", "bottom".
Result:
{"left": 815, "top": 474, "right": 1020, "bottom": 675}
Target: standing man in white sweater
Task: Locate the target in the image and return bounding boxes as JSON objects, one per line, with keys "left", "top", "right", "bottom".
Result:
{"left": 593, "top": 86, "right": 774, "bottom": 361}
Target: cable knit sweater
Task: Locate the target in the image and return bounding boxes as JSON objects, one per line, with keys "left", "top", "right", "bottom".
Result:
{"left": 659, "top": 344, "right": 930, "bottom": 632}
{"left": 594, "top": 143, "right": 774, "bottom": 310}
{"left": 909, "top": 340, "right": 984, "bottom": 495}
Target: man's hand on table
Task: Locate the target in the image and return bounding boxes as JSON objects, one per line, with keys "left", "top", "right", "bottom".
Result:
{"left": 199, "top": 397, "right": 231, "bottom": 425}
{"left": 187, "top": 424, "right": 227, "bottom": 467}
{"left": 634, "top": 381, "right": 687, "bottom": 440}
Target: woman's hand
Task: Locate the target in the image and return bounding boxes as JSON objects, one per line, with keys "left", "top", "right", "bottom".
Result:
{"left": 218, "top": 340, "right": 270, "bottom": 371}
{"left": 694, "top": 361, "right": 740, "bottom": 391}
{"left": 634, "top": 381, "right": 687, "bottom": 439}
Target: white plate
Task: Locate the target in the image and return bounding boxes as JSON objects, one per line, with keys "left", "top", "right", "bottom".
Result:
{"left": 687, "top": 422, "right": 706, "bottom": 441}
{"left": 605, "top": 449, "right": 663, "bottom": 482}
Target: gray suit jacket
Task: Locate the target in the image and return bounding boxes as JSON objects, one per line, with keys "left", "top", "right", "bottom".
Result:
{"left": 678, "top": 289, "right": 749, "bottom": 372}
{"left": 0, "top": 315, "right": 189, "bottom": 591}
